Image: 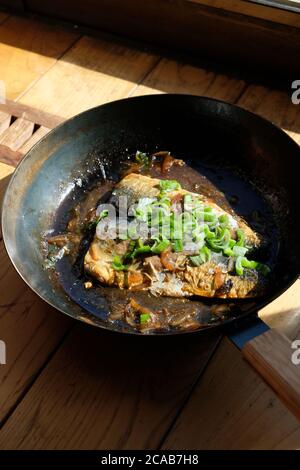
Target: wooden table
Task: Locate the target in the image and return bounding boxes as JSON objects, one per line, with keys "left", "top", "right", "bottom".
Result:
{"left": 0, "top": 12, "right": 300, "bottom": 450}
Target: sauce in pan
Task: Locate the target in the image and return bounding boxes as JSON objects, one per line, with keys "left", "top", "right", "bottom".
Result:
{"left": 46, "top": 151, "right": 278, "bottom": 334}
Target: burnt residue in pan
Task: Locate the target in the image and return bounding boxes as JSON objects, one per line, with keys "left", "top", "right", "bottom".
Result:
{"left": 46, "top": 150, "right": 279, "bottom": 334}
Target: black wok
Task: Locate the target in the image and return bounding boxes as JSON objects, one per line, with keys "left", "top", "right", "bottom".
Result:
{"left": 2, "top": 94, "right": 300, "bottom": 336}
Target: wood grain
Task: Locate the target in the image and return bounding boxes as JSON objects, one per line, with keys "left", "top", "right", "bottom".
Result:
{"left": 0, "top": 114, "right": 51, "bottom": 166}
{"left": 0, "top": 16, "right": 79, "bottom": 100}
{"left": 20, "top": 35, "right": 159, "bottom": 118}
{"left": 24, "top": 0, "right": 300, "bottom": 76}
{"left": 163, "top": 338, "right": 300, "bottom": 450}
{"left": 0, "top": 240, "right": 72, "bottom": 425}
{"left": 0, "top": 117, "right": 34, "bottom": 150}
{"left": 260, "top": 281, "right": 300, "bottom": 341}
{"left": 18, "top": 126, "right": 50, "bottom": 156}
{"left": 189, "top": 0, "right": 300, "bottom": 28}
{"left": 131, "top": 57, "right": 246, "bottom": 101}
{"left": 0, "top": 111, "right": 11, "bottom": 134}
{"left": 243, "top": 329, "right": 300, "bottom": 421}
{"left": 0, "top": 325, "right": 220, "bottom": 449}
{"left": 0, "top": 144, "right": 22, "bottom": 167}
{"left": 0, "top": 100, "right": 63, "bottom": 128}
{"left": 238, "top": 84, "right": 300, "bottom": 145}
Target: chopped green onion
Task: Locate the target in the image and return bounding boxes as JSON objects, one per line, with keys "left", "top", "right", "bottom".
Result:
{"left": 223, "top": 247, "right": 234, "bottom": 257}
{"left": 192, "top": 225, "right": 206, "bottom": 243}
{"left": 118, "top": 232, "right": 129, "bottom": 240}
{"left": 190, "top": 246, "right": 211, "bottom": 266}
{"left": 127, "top": 224, "right": 138, "bottom": 239}
{"left": 229, "top": 239, "right": 236, "bottom": 248}
{"left": 235, "top": 256, "right": 270, "bottom": 276}
{"left": 133, "top": 239, "right": 151, "bottom": 256}
{"left": 203, "top": 225, "right": 215, "bottom": 239}
{"left": 99, "top": 209, "right": 108, "bottom": 219}
{"left": 235, "top": 256, "right": 245, "bottom": 276}
{"left": 218, "top": 214, "right": 229, "bottom": 227}
{"left": 84, "top": 209, "right": 108, "bottom": 231}
{"left": 112, "top": 255, "right": 128, "bottom": 271}
{"left": 159, "top": 179, "right": 181, "bottom": 192}
{"left": 256, "top": 262, "right": 271, "bottom": 276}
{"left": 157, "top": 194, "right": 171, "bottom": 203}
{"left": 235, "top": 256, "right": 258, "bottom": 276}
{"left": 207, "top": 227, "right": 231, "bottom": 252}
{"left": 199, "top": 246, "right": 211, "bottom": 263}
{"left": 189, "top": 255, "right": 203, "bottom": 266}
{"left": 140, "top": 313, "right": 151, "bottom": 324}
{"left": 173, "top": 239, "right": 183, "bottom": 252}
{"left": 135, "top": 150, "right": 151, "bottom": 168}
{"left": 232, "top": 245, "right": 248, "bottom": 257}
{"left": 184, "top": 194, "right": 194, "bottom": 211}
{"left": 151, "top": 238, "right": 170, "bottom": 254}
{"left": 236, "top": 229, "right": 245, "bottom": 246}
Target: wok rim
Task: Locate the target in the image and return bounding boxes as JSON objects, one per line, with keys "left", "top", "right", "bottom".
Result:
{"left": 2, "top": 93, "right": 300, "bottom": 336}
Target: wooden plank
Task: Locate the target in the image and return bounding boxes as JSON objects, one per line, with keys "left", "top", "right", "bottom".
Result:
{"left": 189, "top": 0, "right": 300, "bottom": 28}
{"left": 0, "top": 239, "right": 73, "bottom": 425}
{"left": 238, "top": 84, "right": 300, "bottom": 145}
{"left": 0, "top": 100, "right": 63, "bottom": 128}
{"left": 24, "top": 0, "right": 300, "bottom": 77}
{"left": 243, "top": 329, "right": 300, "bottom": 421}
{"left": 0, "top": 144, "right": 22, "bottom": 167}
{"left": 259, "top": 281, "right": 300, "bottom": 341}
{"left": 0, "top": 16, "right": 80, "bottom": 100}
{"left": 0, "top": 117, "right": 34, "bottom": 151}
{"left": 18, "top": 126, "right": 50, "bottom": 156}
{"left": 162, "top": 338, "right": 300, "bottom": 450}
{"left": 131, "top": 57, "right": 246, "bottom": 101}
{"left": 0, "top": 127, "right": 51, "bottom": 166}
{"left": 0, "top": 111, "right": 11, "bottom": 134}
{"left": 0, "top": 325, "right": 221, "bottom": 449}
{"left": 20, "top": 36, "right": 160, "bottom": 118}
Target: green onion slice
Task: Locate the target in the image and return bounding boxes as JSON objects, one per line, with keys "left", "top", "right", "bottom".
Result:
{"left": 236, "top": 229, "right": 246, "bottom": 247}
{"left": 235, "top": 256, "right": 270, "bottom": 276}
{"left": 140, "top": 313, "right": 151, "bottom": 324}
{"left": 173, "top": 239, "right": 183, "bottom": 252}
{"left": 159, "top": 179, "right": 181, "bottom": 192}
{"left": 135, "top": 151, "right": 151, "bottom": 168}
{"left": 133, "top": 239, "right": 151, "bottom": 257}
{"left": 232, "top": 245, "right": 248, "bottom": 257}
{"left": 112, "top": 255, "right": 128, "bottom": 271}
{"left": 190, "top": 246, "right": 211, "bottom": 266}
{"left": 151, "top": 238, "right": 170, "bottom": 254}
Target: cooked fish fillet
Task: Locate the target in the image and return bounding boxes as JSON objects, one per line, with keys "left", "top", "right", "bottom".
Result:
{"left": 84, "top": 173, "right": 265, "bottom": 298}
